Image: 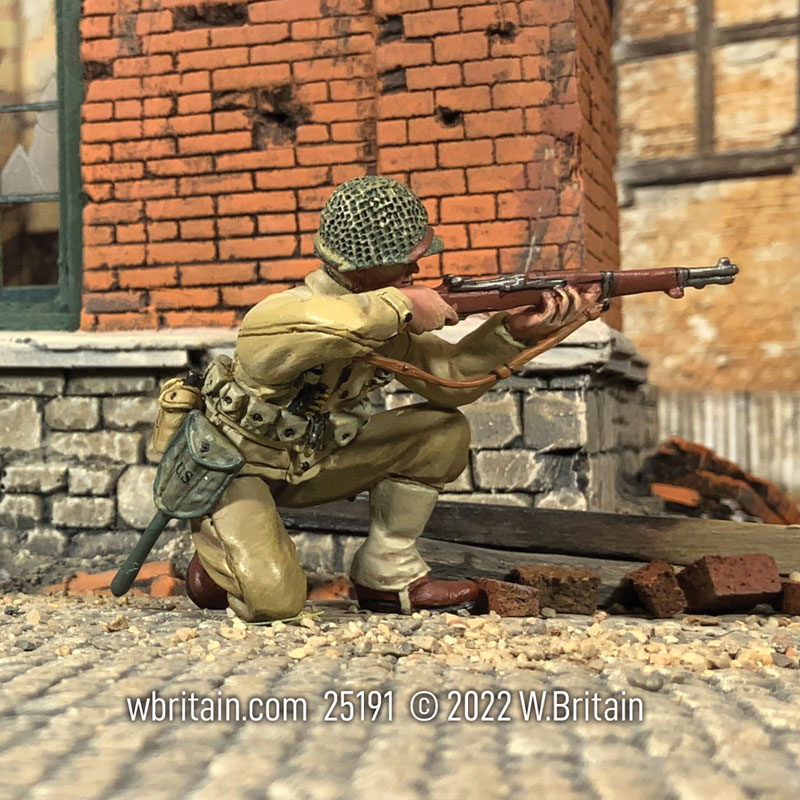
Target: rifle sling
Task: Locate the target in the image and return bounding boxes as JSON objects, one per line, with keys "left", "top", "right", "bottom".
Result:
{"left": 355, "top": 315, "right": 590, "bottom": 389}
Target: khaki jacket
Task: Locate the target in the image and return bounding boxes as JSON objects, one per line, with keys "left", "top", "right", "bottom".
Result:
{"left": 201, "top": 266, "right": 526, "bottom": 482}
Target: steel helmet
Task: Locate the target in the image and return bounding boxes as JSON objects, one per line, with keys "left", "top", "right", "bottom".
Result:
{"left": 313, "top": 175, "right": 444, "bottom": 272}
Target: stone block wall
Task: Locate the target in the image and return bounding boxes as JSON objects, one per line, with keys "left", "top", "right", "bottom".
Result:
{"left": 0, "top": 324, "right": 658, "bottom": 578}
{"left": 78, "top": 0, "right": 621, "bottom": 332}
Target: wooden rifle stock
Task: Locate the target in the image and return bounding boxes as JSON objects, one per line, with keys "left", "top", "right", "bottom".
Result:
{"left": 435, "top": 257, "right": 739, "bottom": 317}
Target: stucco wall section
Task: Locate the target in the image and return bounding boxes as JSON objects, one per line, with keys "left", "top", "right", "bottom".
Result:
{"left": 621, "top": 174, "right": 800, "bottom": 392}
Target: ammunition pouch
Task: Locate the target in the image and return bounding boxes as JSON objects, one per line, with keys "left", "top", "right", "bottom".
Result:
{"left": 151, "top": 377, "right": 203, "bottom": 454}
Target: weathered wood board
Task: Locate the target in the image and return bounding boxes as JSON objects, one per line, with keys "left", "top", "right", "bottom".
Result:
{"left": 280, "top": 499, "right": 800, "bottom": 573}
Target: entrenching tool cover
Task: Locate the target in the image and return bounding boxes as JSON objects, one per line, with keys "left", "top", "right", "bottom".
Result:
{"left": 154, "top": 410, "right": 245, "bottom": 519}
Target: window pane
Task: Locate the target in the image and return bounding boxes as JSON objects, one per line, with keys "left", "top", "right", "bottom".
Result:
{"left": 0, "top": 109, "right": 59, "bottom": 196}
{"left": 0, "top": 201, "right": 59, "bottom": 287}
{"left": 0, "top": 0, "right": 57, "bottom": 107}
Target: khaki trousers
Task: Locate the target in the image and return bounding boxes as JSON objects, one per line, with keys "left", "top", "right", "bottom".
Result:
{"left": 191, "top": 404, "right": 470, "bottom": 621}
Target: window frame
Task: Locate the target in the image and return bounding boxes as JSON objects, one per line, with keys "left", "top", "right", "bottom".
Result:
{"left": 0, "top": 0, "right": 84, "bottom": 331}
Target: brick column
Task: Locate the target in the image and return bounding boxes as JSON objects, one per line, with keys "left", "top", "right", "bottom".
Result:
{"left": 78, "top": 0, "right": 620, "bottom": 330}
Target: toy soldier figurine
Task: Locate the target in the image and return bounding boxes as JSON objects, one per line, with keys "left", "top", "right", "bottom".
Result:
{"left": 175, "top": 176, "right": 603, "bottom": 621}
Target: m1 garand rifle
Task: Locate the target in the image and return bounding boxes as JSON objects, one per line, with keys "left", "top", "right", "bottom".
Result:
{"left": 358, "top": 257, "right": 739, "bottom": 389}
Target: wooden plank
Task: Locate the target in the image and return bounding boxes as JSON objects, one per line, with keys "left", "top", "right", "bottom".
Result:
{"left": 280, "top": 499, "right": 800, "bottom": 573}
{"left": 696, "top": 0, "right": 714, "bottom": 155}
{"left": 617, "top": 147, "right": 798, "bottom": 187}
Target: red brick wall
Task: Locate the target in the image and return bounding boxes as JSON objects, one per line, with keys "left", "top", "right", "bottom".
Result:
{"left": 79, "top": 0, "right": 619, "bottom": 331}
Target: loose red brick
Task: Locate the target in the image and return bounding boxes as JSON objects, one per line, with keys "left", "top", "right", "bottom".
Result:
{"left": 83, "top": 102, "right": 114, "bottom": 122}
{"left": 257, "top": 214, "right": 298, "bottom": 234}
{"left": 498, "top": 190, "right": 557, "bottom": 219}
{"left": 178, "top": 47, "right": 248, "bottom": 73}
{"left": 180, "top": 219, "right": 216, "bottom": 240}
{"left": 178, "top": 131, "right": 251, "bottom": 156}
{"left": 84, "top": 243, "right": 145, "bottom": 270}
{"left": 115, "top": 99, "right": 143, "bottom": 120}
{"left": 84, "top": 201, "right": 143, "bottom": 225}
{"left": 219, "top": 235, "right": 298, "bottom": 260}
{"left": 222, "top": 283, "right": 287, "bottom": 307}
{"left": 626, "top": 562, "right": 687, "bottom": 618}
{"left": 177, "top": 93, "right": 212, "bottom": 115}
{"left": 294, "top": 82, "right": 330, "bottom": 106}
{"left": 403, "top": 8, "right": 459, "bottom": 37}
{"left": 82, "top": 0, "right": 117, "bottom": 13}
{"left": 297, "top": 124, "right": 331, "bottom": 146}
{"left": 312, "top": 100, "right": 371, "bottom": 124}
{"left": 441, "top": 249, "right": 498, "bottom": 275}
{"left": 148, "top": 241, "right": 216, "bottom": 264}
{"left": 463, "top": 58, "right": 521, "bottom": 85}
{"left": 469, "top": 219, "right": 528, "bottom": 248}
{"left": 180, "top": 262, "right": 257, "bottom": 287}
{"left": 147, "top": 221, "right": 179, "bottom": 241}
{"left": 136, "top": 10, "right": 174, "bottom": 36}
{"left": 218, "top": 216, "right": 256, "bottom": 238}
{"left": 435, "top": 86, "right": 491, "bottom": 112}
{"left": 144, "top": 114, "right": 212, "bottom": 138}
{"left": 435, "top": 32, "right": 489, "bottom": 64}
{"left": 464, "top": 109, "right": 523, "bottom": 139}
{"left": 405, "top": 64, "right": 463, "bottom": 92}
{"left": 438, "top": 139, "right": 494, "bottom": 168}
{"left": 377, "top": 91, "right": 435, "bottom": 119}
{"left": 440, "top": 194, "right": 495, "bottom": 223}
{"left": 410, "top": 169, "right": 467, "bottom": 197}
{"left": 150, "top": 287, "right": 219, "bottom": 309}
{"left": 211, "top": 63, "right": 290, "bottom": 91}
{"left": 376, "top": 40, "right": 433, "bottom": 71}
{"left": 81, "top": 143, "right": 111, "bottom": 164}
{"left": 147, "top": 155, "right": 213, "bottom": 177}
{"left": 510, "top": 565, "right": 600, "bottom": 615}
{"left": 250, "top": 40, "right": 318, "bottom": 65}
{"left": 258, "top": 259, "right": 317, "bottom": 281}
{"left": 217, "top": 150, "right": 297, "bottom": 173}
{"left": 331, "top": 164, "right": 370, "bottom": 185}
{"left": 781, "top": 579, "right": 800, "bottom": 614}
{"left": 179, "top": 173, "right": 253, "bottom": 196}
{"left": 163, "top": 310, "right": 238, "bottom": 327}
{"left": 210, "top": 23, "right": 289, "bottom": 48}
{"left": 330, "top": 121, "right": 367, "bottom": 142}
{"left": 467, "top": 164, "right": 526, "bottom": 193}
{"left": 85, "top": 78, "right": 142, "bottom": 103}
{"left": 115, "top": 179, "right": 177, "bottom": 201}
{"left": 116, "top": 223, "right": 147, "bottom": 243}
{"left": 118, "top": 266, "right": 179, "bottom": 289}
{"left": 218, "top": 191, "right": 297, "bottom": 215}
{"left": 143, "top": 97, "right": 174, "bottom": 117}
{"left": 82, "top": 120, "right": 141, "bottom": 144}
{"left": 677, "top": 555, "right": 782, "bottom": 613}
{"left": 146, "top": 196, "right": 214, "bottom": 220}
{"left": 475, "top": 578, "right": 539, "bottom": 617}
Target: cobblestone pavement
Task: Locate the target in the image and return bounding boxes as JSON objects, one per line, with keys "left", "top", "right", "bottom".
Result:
{"left": 2, "top": 592, "right": 800, "bottom": 800}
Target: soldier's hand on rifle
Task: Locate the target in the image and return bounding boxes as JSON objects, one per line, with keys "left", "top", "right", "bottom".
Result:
{"left": 503, "top": 283, "right": 605, "bottom": 342}
{"left": 398, "top": 285, "right": 459, "bottom": 334}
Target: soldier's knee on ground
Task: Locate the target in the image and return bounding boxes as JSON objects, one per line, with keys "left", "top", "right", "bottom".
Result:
{"left": 228, "top": 562, "right": 308, "bottom": 622}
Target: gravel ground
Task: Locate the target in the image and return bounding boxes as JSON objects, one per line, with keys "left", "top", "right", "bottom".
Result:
{"left": 2, "top": 591, "right": 800, "bottom": 799}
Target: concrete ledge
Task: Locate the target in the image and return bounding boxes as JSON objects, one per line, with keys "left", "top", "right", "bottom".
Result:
{"left": 0, "top": 329, "right": 238, "bottom": 369}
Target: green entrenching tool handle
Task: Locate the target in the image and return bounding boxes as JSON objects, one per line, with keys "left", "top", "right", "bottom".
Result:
{"left": 110, "top": 510, "right": 170, "bottom": 597}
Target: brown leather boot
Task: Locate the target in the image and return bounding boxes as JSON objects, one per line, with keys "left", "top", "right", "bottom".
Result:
{"left": 186, "top": 552, "right": 229, "bottom": 610}
{"left": 354, "top": 573, "right": 479, "bottom": 614}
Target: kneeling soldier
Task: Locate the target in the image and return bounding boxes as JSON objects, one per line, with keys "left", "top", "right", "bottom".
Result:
{"left": 179, "top": 175, "right": 602, "bottom": 620}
